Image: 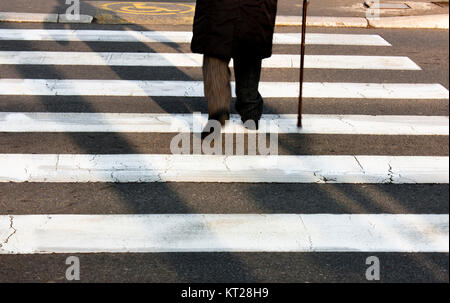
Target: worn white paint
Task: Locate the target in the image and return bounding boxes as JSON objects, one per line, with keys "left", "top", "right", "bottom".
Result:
{"left": 0, "top": 112, "right": 448, "bottom": 135}
{"left": 1, "top": 79, "right": 447, "bottom": 99}
{"left": 57, "top": 14, "right": 93, "bottom": 24}
{"left": 0, "top": 52, "right": 420, "bottom": 70}
{"left": 0, "top": 154, "right": 447, "bottom": 183}
{"left": 0, "top": 12, "right": 58, "bottom": 23}
{"left": 0, "top": 214, "right": 447, "bottom": 254}
{"left": 276, "top": 16, "right": 369, "bottom": 28}
{"left": 0, "top": 29, "right": 392, "bottom": 46}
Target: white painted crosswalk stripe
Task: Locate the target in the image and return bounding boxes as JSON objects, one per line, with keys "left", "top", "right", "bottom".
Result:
{"left": 1, "top": 112, "right": 448, "bottom": 135}
{"left": 0, "top": 29, "right": 392, "bottom": 46}
{"left": 1, "top": 79, "right": 447, "bottom": 99}
{"left": 0, "top": 214, "right": 447, "bottom": 254}
{"left": 0, "top": 52, "right": 421, "bottom": 70}
{"left": 0, "top": 154, "right": 447, "bottom": 183}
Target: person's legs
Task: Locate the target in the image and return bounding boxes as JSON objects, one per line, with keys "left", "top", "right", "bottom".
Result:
{"left": 233, "top": 56, "right": 264, "bottom": 129}
{"left": 202, "top": 55, "right": 232, "bottom": 125}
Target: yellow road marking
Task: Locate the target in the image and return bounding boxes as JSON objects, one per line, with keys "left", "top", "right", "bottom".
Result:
{"left": 101, "top": 2, "right": 195, "bottom": 16}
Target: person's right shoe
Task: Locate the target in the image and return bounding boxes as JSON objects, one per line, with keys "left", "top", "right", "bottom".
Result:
{"left": 235, "top": 94, "right": 263, "bottom": 131}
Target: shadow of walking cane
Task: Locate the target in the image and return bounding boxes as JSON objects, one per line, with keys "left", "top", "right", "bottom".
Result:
{"left": 298, "top": 0, "right": 309, "bottom": 127}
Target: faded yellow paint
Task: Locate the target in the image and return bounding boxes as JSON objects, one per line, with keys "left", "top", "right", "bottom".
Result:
{"left": 100, "top": 2, "right": 195, "bottom": 16}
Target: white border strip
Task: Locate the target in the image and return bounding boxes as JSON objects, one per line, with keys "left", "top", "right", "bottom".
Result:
{"left": 0, "top": 154, "right": 447, "bottom": 183}
{"left": 0, "top": 12, "right": 58, "bottom": 23}
{"left": 0, "top": 29, "right": 392, "bottom": 46}
{"left": 1, "top": 79, "right": 447, "bottom": 99}
{"left": 0, "top": 113, "right": 448, "bottom": 135}
{"left": 1, "top": 214, "right": 447, "bottom": 254}
{"left": 276, "top": 16, "right": 369, "bottom": 28}
{"left": 0, "top": 52, "right": 420, "bottom": 70}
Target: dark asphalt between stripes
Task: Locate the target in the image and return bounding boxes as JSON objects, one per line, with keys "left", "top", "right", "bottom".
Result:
{"left": 0, "top": 252, "right": 448, "bottom": 283}
{"left": 0, "top": 183, "right": 448, "bottom": 215}
{"left": 0, "top": 133, "right": 448, "bottom": 155}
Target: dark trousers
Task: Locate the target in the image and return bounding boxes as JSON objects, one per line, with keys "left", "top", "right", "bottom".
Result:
{"left": 202, "top": 55, "right": 264, "bottom": 125}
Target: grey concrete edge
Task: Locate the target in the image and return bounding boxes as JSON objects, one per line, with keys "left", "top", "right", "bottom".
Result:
{"left": 367, "top": 14, "right": 449, "bottom": 29}
{"left": 276, "top": 16, "right": 369, "bottom": 28}
{"left": 58, "top": 14, "right": 94, "bottom": 24}
{"left": 0, "top": 12, "right": 93, "bottom": 24}
{"left": 276, "top": 14, "right": 449, "bottom": 29}
{"left": 0, "top": 12, "right": 58, "bottom": 23}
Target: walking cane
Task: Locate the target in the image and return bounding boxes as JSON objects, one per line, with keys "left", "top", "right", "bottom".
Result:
{"left": 298, "top": 0, "right": 309, "bottom": 127}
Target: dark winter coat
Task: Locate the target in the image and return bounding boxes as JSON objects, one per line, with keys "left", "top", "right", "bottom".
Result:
{"left": 191, "top": 0, "right": 278, "bottom": 60}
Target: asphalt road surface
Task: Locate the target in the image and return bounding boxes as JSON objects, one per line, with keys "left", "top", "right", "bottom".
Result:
{"left": 0, "top": 21, "right": 448, "bottom": 283}
{"left": 0, "top": 0, "right": 448, "bottom": 17}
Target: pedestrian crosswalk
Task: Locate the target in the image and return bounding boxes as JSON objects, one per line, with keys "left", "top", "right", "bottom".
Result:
{"left": 0, "top": 27, "right": 448, "bottom": 280}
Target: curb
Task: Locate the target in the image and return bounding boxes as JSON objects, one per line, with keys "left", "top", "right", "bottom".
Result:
{"left": 367, "top": 14, "right": 449, "bottom": 29}
{"left": 58, "top": 14, "right": 94, "bottom": 24}
{"left": 276, "top": 16, "right": 368, "bottom": 27}
{"left": 0, "top": 12, "right": 448, "bottom": 29}
{"left": 275, "top": 15, "right": 448, "bottom": 29}
{"left": 0, "top": 12, "right": 58, "bottom": 23}
{"left": 0, "top": 12, "right": 93, "bottom": 24}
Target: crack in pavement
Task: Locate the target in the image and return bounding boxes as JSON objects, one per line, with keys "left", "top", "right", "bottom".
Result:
{"left": 0, "top": 216, "right": 17, "bottom": 250}
{"left": 55, "top": 154, "right": 60, "bottom": 171}
{"left": 298, "top": 215, "right": 313, "bottom": 251}
{"left": 222, "top": 156, "right": 231, "bottom": 172}
{"left": 338, "top": 115, "right": 356, "bottom": 129}
{"left": 354, "top": 155, "right": 365, "bottom": 172}
{"left": 387, "top": 163, "right": 395, "bottom": 184}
